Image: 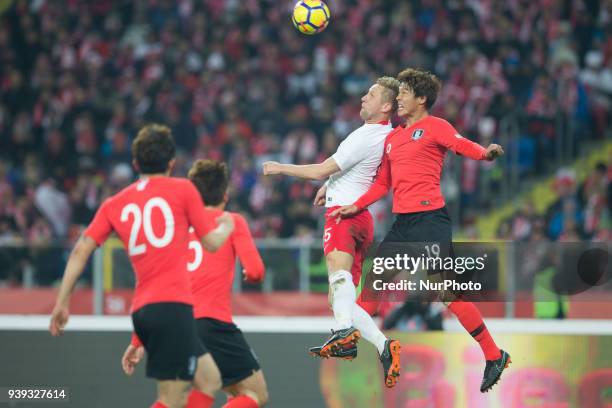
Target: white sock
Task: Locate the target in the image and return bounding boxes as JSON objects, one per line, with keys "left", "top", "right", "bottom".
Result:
{"left": 353, "top": 303, "right": 387, "bottom": 355}
{"left": 329, "top": 270, "right": 356, "bottom": 330}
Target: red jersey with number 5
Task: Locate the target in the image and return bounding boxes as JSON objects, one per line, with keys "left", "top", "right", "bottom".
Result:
{"left": 84, "top": 176, "right": 217, "bottom": 312}
{"left": 187, "top": 209, "right": 264, "bottom": 323}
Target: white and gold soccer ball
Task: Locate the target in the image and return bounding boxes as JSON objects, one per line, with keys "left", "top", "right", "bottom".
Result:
{"left": 292, "top": 1, "right": 330, "bottom": 35}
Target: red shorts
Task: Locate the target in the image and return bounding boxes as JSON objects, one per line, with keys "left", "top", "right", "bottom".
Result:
{"left": 323, "top": 206, "right": 374, "bottom": 286}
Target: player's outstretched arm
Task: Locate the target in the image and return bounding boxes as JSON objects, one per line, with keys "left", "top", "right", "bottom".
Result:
{"left": 262, "top": 157, "right": 340, "bottom": 180}
{"left": 201, "top": 212, "right": 235, "bottom": 252}
{"left": 435, "top": 122, "right": 504, "bottom": 161}
{"left": 49, "top": 235, "right": 98, "bottom": 336}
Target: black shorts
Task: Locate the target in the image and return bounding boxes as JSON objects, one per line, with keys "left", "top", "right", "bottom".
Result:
{"left": 383, "top": 206, "right": 453, "bottom": 248}
{"left": 379, "top": 207, "right": 462, "bottom": 300}
{"left": 382, "top": 206, "right": 454, "bottom": 264}
{"left": 132, "top": 302, "right": 207, "bottom": 381}
{"left": 196, "top": 318, "right": 260, "bottom": 387}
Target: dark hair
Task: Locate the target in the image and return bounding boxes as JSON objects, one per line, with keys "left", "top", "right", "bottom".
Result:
{"left": 131, "top": 124, "right": 175, "bottom": 174}
{"left": 188, "top": 159, "right": 229, "bottom": 206}
{"left": 397, "top": 68, "right": 442, "bottom": 109}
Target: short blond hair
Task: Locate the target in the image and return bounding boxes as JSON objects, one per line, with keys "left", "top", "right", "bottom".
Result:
{"left": 376, "top": 76, "right": 400, "bottom": 111}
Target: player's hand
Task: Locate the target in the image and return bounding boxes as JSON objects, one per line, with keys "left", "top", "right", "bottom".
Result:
{"left": 262, "top": 161, "right": 281, "bottom": 176}
{"left": 243, "top": 269, "right": 263, "bottom": 284}
{"left": 121, "top": 344, "right": 144, "bottom": 376}
{"left": 484, "top": 144, "right": 504, "bottom": 161}
{"left": 49, "top": 304, "right": 69, "bottom": 336}
{"left": 216, "top": 212, "right": 235, "bottom": 231}
{"left": 313, "top": 184, "right": 327, "bottom": 206}
{"left": 329, "top": 204, "right": 360, "bottom": 219}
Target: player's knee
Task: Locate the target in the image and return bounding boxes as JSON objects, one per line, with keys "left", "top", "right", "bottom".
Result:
{"left": 231, "top": 372, "right": 269, "bottom": 406}
{"left": 326, "top": 250, "right": 353, "bottom": 272}
{"left": 328, "top": 270, "right": 352, "bottom": 293}
{"left": 257, "top": 386, "right": 269, "bottom": 406}
{"left": 159, "top": 382, "right": 190, "bottom": 408}
{"left": 199, "top": 370, "right": 222, "bottom": 395}
{"left": 242, "top": 388, "right": 268, "bottom": 407}
{"left": 194, "top": 355, "right": 222, "bottom": 395}
{"left": 177, "top": 392, "right": 189, "bottom": 408}
{"left": 252, "top": 376, "right": 270, "bottom": 407}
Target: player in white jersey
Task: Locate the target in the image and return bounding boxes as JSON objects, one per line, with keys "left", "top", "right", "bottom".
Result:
{"left": 262, "top": 77, "right": 403, "bottom": 388}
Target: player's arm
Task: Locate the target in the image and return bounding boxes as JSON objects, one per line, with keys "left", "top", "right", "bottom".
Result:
{"left": 262, "top": 157, "right": 340, "bottom": 181}
{"left": 313, "top": 182, "right": 327, "bottom": 206}
{"left": 122, "top": 333, "right": 144, "bottom": 376}
{"left": 50, "top": 202, "right": 113, "bottom": 336}
{"left": 49, "top": 235, "right": 98, "bottom": 336}
{"left": 436, "top": 122, "right": 504, "bottom": 161}
{"left": 201, "top": 211, "right": 235, "bottom": 252}
{"left": 355, "top": 149, "right": 392, "bottom": 209}
{"left": 233, "top": 215, "right": 265, "bottom": 283}
{"left": 185, "top": 182, "right": 234, "bottom": 252}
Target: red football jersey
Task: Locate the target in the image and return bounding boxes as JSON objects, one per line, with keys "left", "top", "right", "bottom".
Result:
{"left": 188, "top": 210, "right": 264, "bottom": 323}
{"left": 355, "top": 115, "right": 487, "bottom": 213}
{"left": 131, "top": 210, "right": 264, "bottom": 347}
{"left": 85, "top": 176, "right": 217, "bottom": 312}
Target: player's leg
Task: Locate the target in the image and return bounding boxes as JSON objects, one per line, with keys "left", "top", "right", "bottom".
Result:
{"left": 156, "top": 380, "right": 191, "bottom": 408}
{"left": 187, "top": 352, "right": 221, "bottom": 407}
{"left": 323, "top": 208, "right": 359, "bottom": 332}
{"left": 444, "top": 295, "right": 511, "bottom": 392}
{"left": 194, "top": 318, "right": 266, "bottom": 407}
{"left": 326, "top": 249, "right": 358, "bottom": 329}
{"left": 350, "top": 225, "right": 389, "bottom": 357}
{"left": 424, "top": 207, "right": 510, "bottom": 392}
{"left": 133, "top": 303, "right": 213, "bottom": 408}
{"left": 317, "top": 248, "right": 362, "bottom": 354}
{"left": 223, "top": 370, "right": 269, "bottom": 407}
{"left": 354, "top": 212, "right": 401, "bottom": 388}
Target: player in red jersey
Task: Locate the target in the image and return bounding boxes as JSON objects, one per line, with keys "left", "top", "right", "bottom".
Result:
{"left": 49, "top": 124, "right": 234, "bottom": 408}
{"left": 262, "top": 77, "right": 402, "bottom": 388}
{"left": 332, "top": 68, "right": 510, "bottom": 393}
{"left": 123, "top": 159, "right": 269, "bottom": 408}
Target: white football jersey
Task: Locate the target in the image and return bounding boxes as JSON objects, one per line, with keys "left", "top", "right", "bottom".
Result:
{"left": 326, "top": 121, "right": 392, "bottom": 207}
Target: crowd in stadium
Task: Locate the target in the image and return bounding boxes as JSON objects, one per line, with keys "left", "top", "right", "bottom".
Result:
{"left": 0, "top": 0, "right": 611, "bottom": 285}
{"left": 498, "top": 161, "right": 612, "bottom": 241}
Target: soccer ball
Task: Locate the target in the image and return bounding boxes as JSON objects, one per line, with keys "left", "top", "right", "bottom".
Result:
{"left": 292, "top": 1, "right": 330, "bottom": 35}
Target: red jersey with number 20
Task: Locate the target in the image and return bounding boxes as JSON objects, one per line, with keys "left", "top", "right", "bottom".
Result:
{"left": 84, "top": 176, "right": 216, "bottom": 312}
{"left": 355, "top": 115, "right": 487, "bottom": 213}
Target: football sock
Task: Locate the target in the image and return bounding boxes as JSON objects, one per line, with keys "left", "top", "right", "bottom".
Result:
{"left": 356, "top": 294, "right": 379, "bottom": 316}
{"left": 223, "top": 395, "right": 259, "bottom": 408}
{"left": 187, "top": 389, "right": 214, "bottom": 408}
{"left": 353, "top": 303, "right": 387, "bottom": 355}
{"left": 329, "top": 270, "right": 356, "bottom": 329}
{"left": 448, "top": 299, "right": 501, "bottom": 360}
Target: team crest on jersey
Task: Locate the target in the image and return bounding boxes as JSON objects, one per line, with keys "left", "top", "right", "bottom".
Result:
{"left": 386, "top": 144, "right": 392, "bottom": 154}
{"left": 411, "top": 129, "right": 425, "bottom": 140}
